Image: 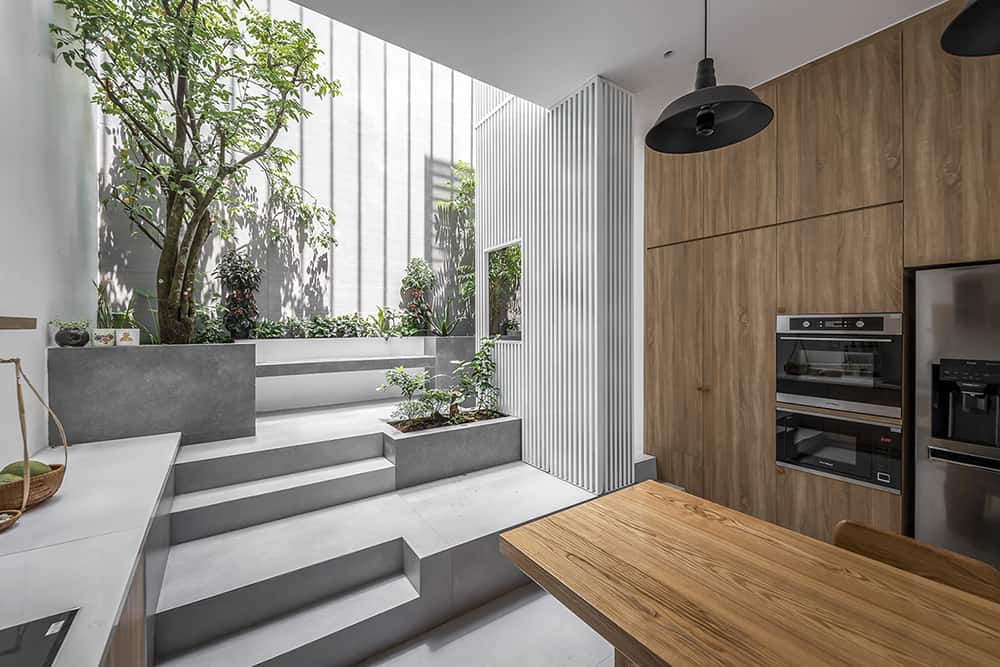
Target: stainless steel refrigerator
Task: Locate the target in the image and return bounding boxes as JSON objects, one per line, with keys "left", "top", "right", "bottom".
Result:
{"left": 915, "top": 263, "right": 1000, "bottom": 567}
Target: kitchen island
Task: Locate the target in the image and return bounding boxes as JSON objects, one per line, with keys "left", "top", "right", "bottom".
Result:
{"left": 500, "top": 480, "right": 1000, "bottom": 666}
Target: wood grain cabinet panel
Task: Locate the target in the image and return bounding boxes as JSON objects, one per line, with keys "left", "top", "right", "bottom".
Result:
{"left": 644, "top": 242, "right": 704, "bottom": 495}
{"left": 101, "top": 557, "right": 146, "bottom": 667}
{"left": 703, "top": 85, "right": 778, "bottom": 237}
{"left": 777, "top": 203, "right": 903, "bottom": 314}
{"left": 777, "top": 31, "right": 902, "bottom": 222}
{"left": 903, "top": 0, "right": 1000, "bottom": 267}
{"left": 644, "top": 148, "right": 704, "bottom": 247}
{"left": 702, "top": 227, "right": 777, "bottom": 521}
{"left": 776, "top": 467, "right": 902, "bottom": 542}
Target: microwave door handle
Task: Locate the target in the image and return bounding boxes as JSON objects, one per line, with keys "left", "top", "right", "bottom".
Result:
{"left": 779, "top": 337, "right": 895, "bottom": 343}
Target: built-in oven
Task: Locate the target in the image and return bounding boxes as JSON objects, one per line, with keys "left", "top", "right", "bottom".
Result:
{"left": 776, "top": 313, "right": 903, "bottom": 419}
{"left": 776, "top": 408, "right": 902, "bottom": 491}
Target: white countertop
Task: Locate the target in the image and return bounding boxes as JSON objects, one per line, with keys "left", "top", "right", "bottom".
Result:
{"left": 0, "top": 432, "right": 180, "bottom": 666}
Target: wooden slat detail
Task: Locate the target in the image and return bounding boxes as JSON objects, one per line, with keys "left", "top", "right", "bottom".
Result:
{"left": 501, "top": 481, "right": 1000, "bottom": 667}
{"left": 703, "top": 227, "right": 776, "bottom": 521}
{"left": 0, "top": 317, "right": 37, "bottom": 330}
{"left": 644, "top": 242, "right": 704, "bottom": 495}
{"left": 903, "top": 0, "right": 1000, "bottom": 267}
{"left": 777, "top": 29, "right": 902, "bottom": 222}
{"left": 776, "top": 203, "right": 903, "bottom": 314}
{"left": 776, "top": 466, "right": 901, "bottom": 542}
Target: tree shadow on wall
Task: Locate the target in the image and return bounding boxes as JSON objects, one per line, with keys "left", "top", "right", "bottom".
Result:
{"left": 425, "top": 156, "right": 475, "bottom": 336}
{"left": 98, "top": 123, "right": 330, "bottom": 327}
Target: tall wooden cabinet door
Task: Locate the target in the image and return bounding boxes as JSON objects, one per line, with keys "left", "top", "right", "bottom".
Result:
{"left": 776, "top": 467, "right": 902, "bottom": 542}
{"left": 645, "top": 148, "right": 705, "bottom": 247}
{"left": 702, "top": 227, "right": 776, "bottom": 521}
{"left": 777, "top": 203, "right": 903, "bottom": 314}
{"left": 703, "top": 85, "right": 778, "bottom": 237}
{"left": 904, "top": 0, "right": 1000, "bottom": 267}
{"left": 644, "top": 242, "right": 704, "bottom": 495}
{"left": 777, "top": 30, "right": 902, "bottom": 222}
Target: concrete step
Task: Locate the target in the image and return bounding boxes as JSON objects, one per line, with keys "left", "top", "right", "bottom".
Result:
{"left": 157, "top": 574, "right": 421, "bottom": 667}
{"left": 256, "top": 355, "right": 435, "bottom": 377}
{"left": 155, "top": 536, "right": 411, "bottom": 660}
{"left": 173, "top": 404, "right": 396, "bottom": 493}
{"left": 170, "top": 457, "right": 396, "bottom": 543}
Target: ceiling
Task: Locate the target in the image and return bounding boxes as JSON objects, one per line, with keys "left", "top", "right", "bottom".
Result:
{"left": 297, "top": 0, "right": 944, "bottom": 122}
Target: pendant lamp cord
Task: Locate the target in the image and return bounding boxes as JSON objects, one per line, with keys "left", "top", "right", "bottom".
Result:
{"left": 703, "top": 0, "right": 708, "bottom": 59}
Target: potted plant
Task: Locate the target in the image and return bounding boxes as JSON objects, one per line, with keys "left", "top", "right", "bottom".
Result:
{"left": 112, "top": 295, "right": 140, "bottom": 346}
{"left": 49, "top": 320, "right": 89, "bottom": 348}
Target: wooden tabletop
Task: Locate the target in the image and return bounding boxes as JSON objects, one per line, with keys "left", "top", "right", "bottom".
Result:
{"left": 499, "top": 481, "right": 1000, "bottom": 666}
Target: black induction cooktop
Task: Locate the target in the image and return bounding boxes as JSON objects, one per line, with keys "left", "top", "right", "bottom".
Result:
{"left": 0, "top": 610, "right": 77, "bottom": 667}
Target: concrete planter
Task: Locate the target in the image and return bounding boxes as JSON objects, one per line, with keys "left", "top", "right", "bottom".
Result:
{"left": 384, "top": 415, "right": 521, "bottom": 489}
{"left": 47, "top": 344, "right": 255, "bottom": 445}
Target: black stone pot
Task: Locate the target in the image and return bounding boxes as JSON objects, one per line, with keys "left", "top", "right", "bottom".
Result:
{"left": 54, "top": 328, "right": 90, "bottom": 347}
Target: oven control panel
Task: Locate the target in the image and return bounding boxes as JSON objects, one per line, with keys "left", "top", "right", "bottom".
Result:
{"left": 789, "top": 316, "right": 885, "bottom": 331}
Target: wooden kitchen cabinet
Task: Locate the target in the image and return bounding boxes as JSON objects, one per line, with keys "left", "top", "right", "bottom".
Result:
{"left": 777, "top": 203, "right": 903, "bottom": 314}
{"left": 101, "top": 557, "right": 146, "bottom": 667}
{"left": 703, "top": 85, "right": 778, "bottom": 237}
{"left": 903, "top": 0, "right": 1000, "bottom": 267}
{"left": 777, "top": 30, "right": 902, "bottom": 222}
{"left": 702, "top": 226, "right": 777, "bottom": 521}
{"left": 776, "top": 466, "right": 901, "bottom": 542}
{"left": 644, "top": 148, "right": 704, "bottom": 247}
{"left": 644, "top": 242, "right": 704, "bottom": 495}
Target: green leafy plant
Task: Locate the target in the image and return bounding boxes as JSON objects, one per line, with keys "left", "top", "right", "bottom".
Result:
{"left": 399, "top": 258, "right": 435, "bottom": 335}
{"left": 255, "top": 318, "right": 284, "bottom": 339}
{"left": 307, "top": 313, "right": 371, "bottom": 338}
{"left": 49, "top": 320, "right": 88, "bottom": 330}
{"left": 134, "top": 288, "right": 161, "bottom": 344}
{"left": 377, "top": 367, "right": 429, "bottom": 402}
{"left": 192, "top": 304, "right": 232, "bottom": 344}
{"left": 488, "top": 244, "right": 522, "bottom": 337}
{"left": 52, "top": 0, "right": 340, "bottom": 343}
{"left": 215, "top": 249, "right": 263, "bottom": 340}
{"left": 368, "top": 306, "right": 398, "bottom": 340}
{"left": 455, "top": 337, "right": 500, "bottom": 413}
{"left": 94, "top": 281, "right": 115, "bottom": 329}
{"left": 434, "top": 162, "right": 475, "bottom": 322}
{"left": 278, "top": 317, "right": 308, "bottom": 339}
{"left": 111, "top": 293, "right": 139, "bottom": 329}
{"left": 429, "top": 299, "right": 462, "bottom": 337}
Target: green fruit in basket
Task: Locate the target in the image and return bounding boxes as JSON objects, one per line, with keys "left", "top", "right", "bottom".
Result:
{"left": 1, "top": 460, "right": 51, "bottom": 477}
{"left": 0, "top": 473, "right": 22, "bottom": 484}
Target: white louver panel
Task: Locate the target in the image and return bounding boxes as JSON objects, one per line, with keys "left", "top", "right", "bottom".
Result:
{"left": 473, "top": 77, "right": 632, "bottom": 494}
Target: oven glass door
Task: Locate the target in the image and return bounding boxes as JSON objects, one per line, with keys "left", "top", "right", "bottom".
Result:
{"left": 776, "top": 411, "right": 876, "bottom": 481}
{"left": 776, "top": 335, "right": 902, "bottom": 412}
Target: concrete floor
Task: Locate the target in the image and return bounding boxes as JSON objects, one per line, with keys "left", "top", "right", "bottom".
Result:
{"left": 362, "top": 584, "right": 613, "bottom": 667}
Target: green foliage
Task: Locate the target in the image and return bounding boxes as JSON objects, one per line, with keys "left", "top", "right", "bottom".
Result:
{"left": 368, "top": 306, "right": 398, "bottom": 340}
{"left": 429, "top": 299, "right": 462, "bottom": 337}
{"left": 51, "top": 0, "right": 340, "bottom": 343}
{"left": 391, "top": 399, "right": 432, "bottom": 422}
{"left": 434, "top": 162, "right": 475, "bottom": 321}
{"left": 400, "top": 257, "right": 435, "bottom": 293}
{"left": 192, "top": 304, "right": 232, "bottom": 344}
{"left": 378, "top": 367, "right": 429, "bottom": 402}
{"left": 455, "top": 337, "right": 500, "bottom": 412}
{"left": 399, "top": 257, "right": 435, "bottom": 336}
{"left": 94, "top": 281, "right": 115, "bottom": 328}
{"left": 277, "top": 317, "right": 308, "bottom": 339}
{"left": 215, "top": 249, "right": 263, "bottom": 339}
{"left": 488, "top": 244, "right": 522, "bottom": 337}
{"left": 420, "top": 388, "right": 453, "bottom": 416}
{"left": 133, "top": 287, "right": 161, "bottom": 343}
{"left": 49, "top": 320, "right": 88, "bottom": 330}
{"left": 254, "top": 318, "right": 284, "bottom": 339}
{"left": 307, "top": 313, "right": 371, "bottom": 338}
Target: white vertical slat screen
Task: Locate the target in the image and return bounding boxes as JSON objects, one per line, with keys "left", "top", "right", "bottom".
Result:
{"left": 474, "top": 78, "right": 633, "bottom": 494}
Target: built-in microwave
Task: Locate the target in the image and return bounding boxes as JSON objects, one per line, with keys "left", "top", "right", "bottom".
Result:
{"left": 776, "top": 408, "right": 902, "bottom": 491}
{"left": 776, "top": 313, "right": 903, "bottom": 419}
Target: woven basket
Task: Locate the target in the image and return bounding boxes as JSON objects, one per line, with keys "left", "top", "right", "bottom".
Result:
{"left": 0, "top": 357, "right": 69, "bottom": 531}
{"left": 0, "top": 464, "right": 66, "bottom": 511}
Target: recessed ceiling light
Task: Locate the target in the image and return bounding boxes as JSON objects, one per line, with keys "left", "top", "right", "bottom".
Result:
{"left": 662, "top": 50, "right": 674, "bottom": 58}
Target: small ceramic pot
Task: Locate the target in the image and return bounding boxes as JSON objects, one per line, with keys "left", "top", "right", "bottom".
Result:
{"left": 91, "top": 328, "right": 116, "bottom": 347}
{"left": 115, "top": 328, "right": 140, "bottom": 346}
{"left": 54, "top": 328, "right": 90, "bottom": 348}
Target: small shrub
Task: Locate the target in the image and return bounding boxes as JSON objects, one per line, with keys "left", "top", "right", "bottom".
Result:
{"left": 456, "top": 337, "right": 500, "bottom": 413}
{"left": 215, "top": 249, "right": 263, "bottom": 340}
{"left": 255, "top": 319, "right": 284, "bottom": 339}
{"left": 378, "top": 367, "right": 429, "bottom": 401}
{"left": 193, "top": 305, "right": 232, "bottom": 344}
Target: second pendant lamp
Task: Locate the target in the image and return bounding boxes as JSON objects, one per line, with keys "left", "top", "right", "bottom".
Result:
{"left": 646, "top": 0, "right": 773, "bottom": 154}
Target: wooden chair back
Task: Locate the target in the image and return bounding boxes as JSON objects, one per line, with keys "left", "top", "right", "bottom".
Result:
{"left": 833, "top": 520, "right": 1000, "bottom": 605}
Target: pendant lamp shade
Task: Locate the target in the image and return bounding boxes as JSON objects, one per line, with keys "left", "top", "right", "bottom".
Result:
{"left": 941, "top": 0, "right": 1000, "bottom": 57}
{"left": 645, "top": 1, "right": 773, "bottom": 154}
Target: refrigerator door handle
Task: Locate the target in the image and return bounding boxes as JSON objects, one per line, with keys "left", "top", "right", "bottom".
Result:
{"left": 927, "top": 436, "right": 1000, "bottom": 462}
{"left": 928, "top": 444, "right": 1000, "bottom": 474}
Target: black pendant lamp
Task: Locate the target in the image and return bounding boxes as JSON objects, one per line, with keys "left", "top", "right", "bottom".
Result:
{"left": 941, "top": 0, "right": 1000, "bottom": 57}
{"left": 645, "top": 0, "right": 773, "bottom": 154}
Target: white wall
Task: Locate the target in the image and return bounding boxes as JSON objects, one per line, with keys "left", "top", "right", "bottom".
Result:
{"left": 0, "top": 1, "right": 97, "bottom": 459}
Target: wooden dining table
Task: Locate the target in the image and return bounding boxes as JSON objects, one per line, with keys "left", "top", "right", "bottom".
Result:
{"left": 499, "top": 480, "right": 1000, "bottom": 666}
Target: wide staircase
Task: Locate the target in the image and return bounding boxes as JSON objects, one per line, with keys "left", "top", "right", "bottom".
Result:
{"left": 154, "top": 398, "right": 593, "bottom": 666}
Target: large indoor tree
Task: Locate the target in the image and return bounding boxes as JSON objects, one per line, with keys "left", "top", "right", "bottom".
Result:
{"left": 52, "top": 0, "right": 340, "bottom": 343}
